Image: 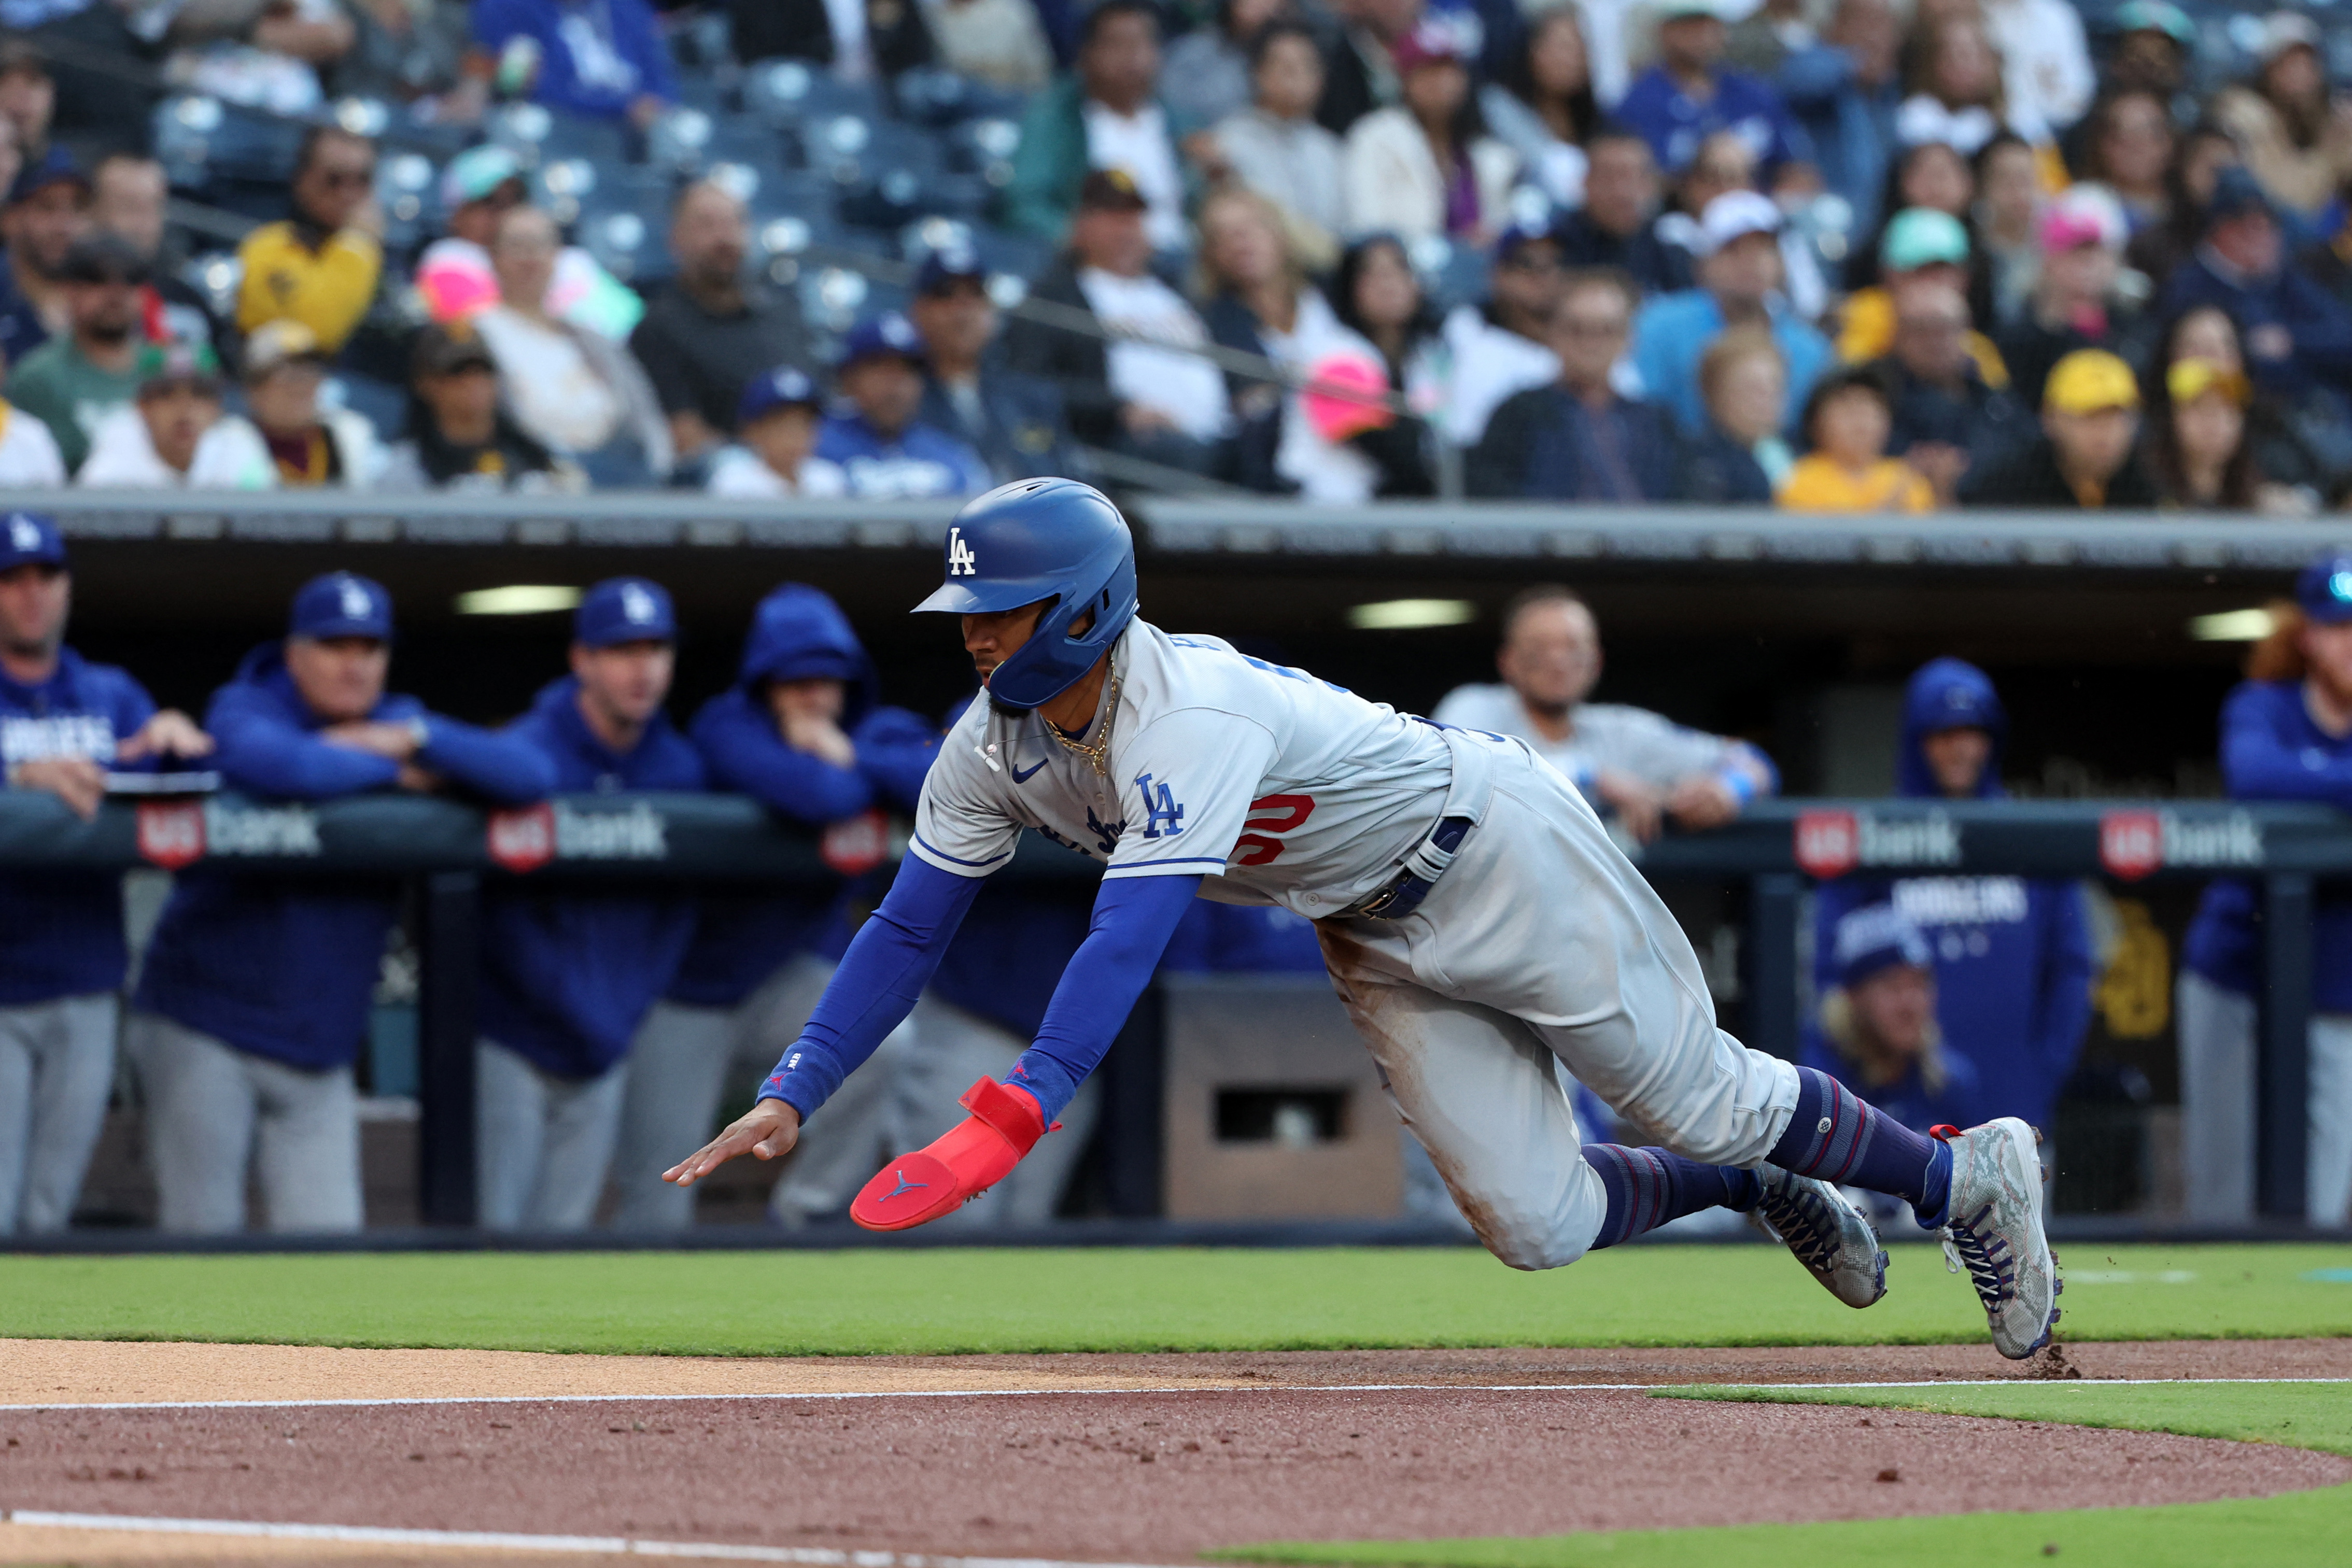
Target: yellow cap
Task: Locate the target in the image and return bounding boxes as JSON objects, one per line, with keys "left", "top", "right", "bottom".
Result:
{"left": 2166, "top": 357, "right": 2251, "bottom": 408}
{"left": 2044, "top": 349, "right": 2140, "bottom": 415}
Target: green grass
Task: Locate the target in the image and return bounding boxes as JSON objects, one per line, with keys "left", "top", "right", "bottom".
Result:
{"left": 0, "top": 1242, "right": 2346, "bottom": 1357}
{"left": 1210, "top": 1381, "right": 2352, "bottom": 1568}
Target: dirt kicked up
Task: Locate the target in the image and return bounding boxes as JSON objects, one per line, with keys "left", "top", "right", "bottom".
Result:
{"left": 1, "top": 1339, "right": 2348, "bottom": 1565}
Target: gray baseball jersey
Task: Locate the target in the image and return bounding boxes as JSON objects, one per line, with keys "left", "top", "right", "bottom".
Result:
{"left": 911, "top": 620, "right": 1450, "bottom": 917}
{"left": 1431, "top": 684, "right": 1745, "bottom": 793}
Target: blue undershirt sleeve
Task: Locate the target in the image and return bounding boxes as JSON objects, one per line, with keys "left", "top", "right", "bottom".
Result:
{"left": 1004, "top": 873, "right": 1203, "bottom": 1122}
{"left": 758, "top": 857, "right": 984, "bottom": 1119}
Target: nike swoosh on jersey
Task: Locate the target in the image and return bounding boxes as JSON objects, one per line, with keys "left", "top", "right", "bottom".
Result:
{"left": 1010, "top": 758, "right": 1048, "bottom": 783}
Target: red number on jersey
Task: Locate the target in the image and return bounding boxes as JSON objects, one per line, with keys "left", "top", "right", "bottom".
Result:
{"left": 1233, "top": 793, "right": 1315, "bottom": 866}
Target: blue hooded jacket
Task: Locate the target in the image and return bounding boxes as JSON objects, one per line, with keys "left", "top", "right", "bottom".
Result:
{"left": 1798, "top": 1033, "right": 1988, "bottom": 1133}
{"left": 136, "top": 643, "right": 554, "bottom": 1069}
{"left": 2184, "top": 678, "right": 2352, "bottom": 1009}
{"left": 669, "top": 585, "right": 937, "bottom": 1009}
{"left": 0, "top": 646, "right": 157, "bottom": 1005}
{"left": 477, "top": 675, "right": 706, "bottom": 1078}
{"left": 1810, "top": 659, "right": 2095, "bottom": 1134}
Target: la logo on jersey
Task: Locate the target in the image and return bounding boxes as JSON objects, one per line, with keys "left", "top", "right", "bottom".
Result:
{"left": 946, "top": 526, "right": 978, "bottom": 577}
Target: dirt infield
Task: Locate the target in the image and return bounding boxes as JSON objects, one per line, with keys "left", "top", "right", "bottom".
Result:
{"left": 3, "top": 1339, "right": 2349, "bottom": 1565}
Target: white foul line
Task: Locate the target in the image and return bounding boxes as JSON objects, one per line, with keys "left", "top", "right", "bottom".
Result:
{"left": 0, "top": 1509, "right": 1185, "bottom": 1566}
{"left": 0, "top": 1376, "right": 2344, "bottom": 1415}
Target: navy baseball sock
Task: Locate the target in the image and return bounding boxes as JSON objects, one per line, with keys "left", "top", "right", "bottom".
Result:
{"left": 1767, "top": 1066, "right": 1954, "bottom": 1226}
{"left": 1581, "top": 1145, "right": 1763, "bottom": 1250}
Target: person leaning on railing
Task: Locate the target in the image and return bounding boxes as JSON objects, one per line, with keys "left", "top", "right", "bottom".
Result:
{"left": 474, "top": 580, "right": 702, "bottom": 1234}
{"left": 2178, "top": 555, "right": 2352, "bottom": 1230}
{"left": 612, "top": 583, "right": 936, "bottom": 1233}
{"left": 127, "top": 574, "right": 555, "bottom": 1236}
{"left": 0, "top": 513, "right": 211, "bottom": 1237}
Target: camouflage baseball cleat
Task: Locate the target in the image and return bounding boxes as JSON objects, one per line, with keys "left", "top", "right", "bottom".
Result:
{"left": 1934, "top": 1118, "right": 2063, "bottom": 1359}
{"left": 1751, "top": 1163, "right": 1889, "bottom": 1309}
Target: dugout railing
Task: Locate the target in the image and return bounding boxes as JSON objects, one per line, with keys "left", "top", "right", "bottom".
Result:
{"left": 0, "top": 789, "right": 2337, "bottom": 1232}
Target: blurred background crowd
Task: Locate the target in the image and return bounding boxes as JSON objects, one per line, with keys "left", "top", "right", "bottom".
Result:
{"left": 3, "top": 0, "right": 2352, "bottom": 507}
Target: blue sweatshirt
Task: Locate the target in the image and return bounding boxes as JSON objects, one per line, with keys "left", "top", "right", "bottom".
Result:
{"left": 2185, "top": 678, "right": 2352, "bottom": 1010}
{"left": 477, "top": 676, "right": 705, "bottom": 1079}
{"left": 470, "top": 0, "right": 677, "bottom": 121}
{"left": 815, "top": 412, "right": 994, "bottom": 500}
{"left": 1810, "top": 659, "right": 2095, "bottom": 1134}
{"left": 669, "top": 585, "right": 937, "bottom": 1008}
{"left": 136, "top": 644, "right": 554, "bottom": 1069}
{"left": 0, "top": 647, "right": 157, "bottom": 1005}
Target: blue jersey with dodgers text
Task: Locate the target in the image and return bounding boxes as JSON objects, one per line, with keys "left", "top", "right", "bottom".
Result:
{"left": 0, "top": 647, "right": 156, "bottom": 1004}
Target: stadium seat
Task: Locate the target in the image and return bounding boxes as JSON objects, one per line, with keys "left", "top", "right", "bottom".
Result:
{"left": 893, "top": 65, "right": 1027, "bottom": 129}
{"left": 945, "top": 117, "right": 1023, "bottom": 187}
{"left": 152, "top": 94, "right": 305, "bottom": 191}
{"left": 374, "top": 150, "right": 438, "bottom": 258}
{"left": 574, "top": 190, "right": 677, "bottom": 285}
{"left": 743, "top": 58, "right": 884, "bottom": 129}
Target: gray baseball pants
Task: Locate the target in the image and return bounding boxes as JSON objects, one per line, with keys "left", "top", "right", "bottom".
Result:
{"left": 609, "top": 953, "right": 841, "bottom": 1231}
{"left": 0, "top": 992, "right": 117, "bottom": 1235}
{"left": 1314, "top": 732, "right": 1801, "bottom": 1269}
{"left": 125, "top": 1010, "right": 363, "bottom": 1234}
{"left": 476, "top": 1038, "right": 626, "bottom": 1232}
{"left": 2176, "top": 970, "right": 2352, "bottom": 1226}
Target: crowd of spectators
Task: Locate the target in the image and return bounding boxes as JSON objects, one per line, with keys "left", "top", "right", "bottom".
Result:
{"left": 0, "top": 0, "right": 2348, "bottom": 506}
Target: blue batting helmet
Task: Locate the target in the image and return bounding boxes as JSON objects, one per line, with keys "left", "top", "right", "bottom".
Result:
{"left": 913, "top": 478, "right": 1137, "bottom": 710}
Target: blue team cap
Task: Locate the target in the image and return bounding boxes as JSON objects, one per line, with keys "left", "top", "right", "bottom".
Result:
{"left": 1492, "top": 212, "right": 1561, "bottom": 262}
{"left": 1834, "top": 904, "right": 1934, "bottom": 990}
{"left": 835, "top": 310, "right": 925, "bottom": 369}
{"left": 575, "top": 576, "right": 677, "bottom": 647}
{"left": 289, "top": 571, "right": 393, "bottom": 640}
{"left": 7, "top": 145, "right": 84, "bottom": 207}
{"left": 0, "top": 511, "right": 66, "bottom": 571}
{"left": 913, "top": 240, "right": 987, "bottom": 296}
{"left": 2294, "top": 554, "right": 2352, "bottom": 625}
{"left": 736, "top": 364, "right": 822, "bottom": 427}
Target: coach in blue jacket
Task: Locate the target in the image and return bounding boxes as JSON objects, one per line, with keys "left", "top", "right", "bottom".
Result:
{"left": 476, "top": 578, "right": 704, "bottom": 1232}
{"left": 1811, "top": 658, "right": 2094, "bottom": 1142}
{"left": 2179, "top": 554, "right": 2352, "bottom": 1227}
{"left": 1, "top": 514, "right": 210, "bottom": 1235}
{"left": 131, "top": 573, "right": 553, "bottom": 1234}
{"left": 611, "top": 583, "right": 934, "bottom": 1231}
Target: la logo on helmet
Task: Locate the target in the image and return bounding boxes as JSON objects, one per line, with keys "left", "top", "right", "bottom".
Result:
{"left": 946, "top": 525, "right": 977, "bottom": 577}
{"left": 339, "top": 579, "right": 372, "bottom": 620}
{"left": 622, "top": 582, "right": 657, "bottom": 623}
{"left": 9, "top": 516, "right": 38, "bottom": 552}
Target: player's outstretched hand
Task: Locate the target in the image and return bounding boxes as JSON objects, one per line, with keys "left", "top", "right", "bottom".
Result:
{"left": 663, "top": 1098, "right": 801, "bottom": 1188}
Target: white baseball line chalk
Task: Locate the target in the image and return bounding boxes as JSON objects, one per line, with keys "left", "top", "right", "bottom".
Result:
{"left": 0, "top": 1510, "right": 1185, "bottom": 1566}
{"left": 0, "top": 1376, "right": 2343, "bottom": 1414}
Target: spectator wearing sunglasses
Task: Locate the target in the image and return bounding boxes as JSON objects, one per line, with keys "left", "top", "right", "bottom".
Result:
{"left": 234, "top": 125, "right": 383, "bottom": 357}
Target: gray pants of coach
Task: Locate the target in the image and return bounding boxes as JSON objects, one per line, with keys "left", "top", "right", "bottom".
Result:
{"left": 0, "top": 993, "right": 118, "bottom": 1234}
{"left": 608, "top": 953, "right": 842, "bottom": 1232}
{"left": 124, "top": 1011, "right": 363, "bottom": 1234}
{"left": 2176, "top": 971, "right": 2352, "bottom": 1226}
{"left": 475, "top": 1038, "right": 627, "bottom": 1232}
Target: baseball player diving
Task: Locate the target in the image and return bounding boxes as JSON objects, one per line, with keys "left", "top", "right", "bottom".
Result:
{"left": 666, "top": 478, "right": 2061, "bottom": 1359}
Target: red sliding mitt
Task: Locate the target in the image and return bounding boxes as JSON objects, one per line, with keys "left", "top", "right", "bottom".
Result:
{"left": 850, "top": 1077, "right": 1054, "bottom": 1231}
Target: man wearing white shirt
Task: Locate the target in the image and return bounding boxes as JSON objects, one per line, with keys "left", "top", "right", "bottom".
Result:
{"left": 1001, "top": 1, "right": 1190, "bottom": 251}
{"left": 1005, "top": 170, "right": 1230, "bottom": 474}
{"left": 705, "top": 366, "right": 848, "bottom": 499}
{"left": 1433, "top": 584, "right": 1777, "bottom": 846}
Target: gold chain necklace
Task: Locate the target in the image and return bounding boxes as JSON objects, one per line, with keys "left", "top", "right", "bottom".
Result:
{"left": 1045, "top": 656, "right": 1121, "bottom": 778}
